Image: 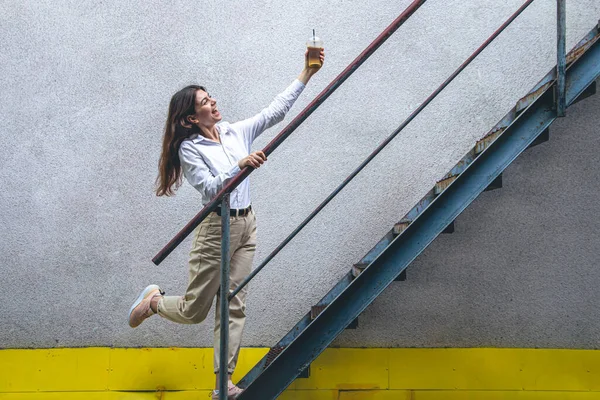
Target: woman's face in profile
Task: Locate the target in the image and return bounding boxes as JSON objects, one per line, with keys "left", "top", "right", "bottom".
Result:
{"left": 190, "top": 89, "right": 222, "bottom": 127}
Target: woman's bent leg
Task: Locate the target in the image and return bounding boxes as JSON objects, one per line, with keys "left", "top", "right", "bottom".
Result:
{"left": 213, "top": 211, "right": 257, "bottom": 374}
{"left": 158, "top": 213, "right": 223, "bottom": 324}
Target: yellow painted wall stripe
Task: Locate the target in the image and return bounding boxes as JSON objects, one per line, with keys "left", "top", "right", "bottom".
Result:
{"left": 0, "top": 348, "right": 110, "bottom": 392}
{"left": 388, "top": 348, "right": 600, "bottom": 391}
{"left": 0, "top": 392, "right": 341, "bottom": 400}
{"left": 339, "top": 391, "right": 600, "bottom": 400}
{"left": 2, "top": 348, "right": 600, "bottom": 396}
{"left": 2, "top": 392, "right": 600, "bottom": 400}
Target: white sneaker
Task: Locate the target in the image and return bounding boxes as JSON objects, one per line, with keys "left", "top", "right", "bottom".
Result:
{"left": 211, "top": 382, "right": 243, "bottom": 399}
{"left": 128, "top": 284, "right": 163, "bottom": 328}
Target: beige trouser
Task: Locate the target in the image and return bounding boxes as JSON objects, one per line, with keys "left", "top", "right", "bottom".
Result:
{"left": 157, "top": 209, "right": 256, "bottom": 374}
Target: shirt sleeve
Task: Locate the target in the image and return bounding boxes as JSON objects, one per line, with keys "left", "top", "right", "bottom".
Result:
{"left": 179, "top": 142, "right": 241, "bottom": 200}
{"left": 230, "top": 79, "right": 306, "bottom": 149}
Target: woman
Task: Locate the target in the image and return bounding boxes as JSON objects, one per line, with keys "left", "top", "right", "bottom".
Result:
{"left": 128, "top": 48, "right": 324, "bottom": 399}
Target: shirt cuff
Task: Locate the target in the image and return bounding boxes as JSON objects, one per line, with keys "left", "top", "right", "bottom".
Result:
{"left": 225, "top": 163, "right": 241, "bottom": 179}
{"left": 291, "top": 79, "right": 306, "bottom": 91}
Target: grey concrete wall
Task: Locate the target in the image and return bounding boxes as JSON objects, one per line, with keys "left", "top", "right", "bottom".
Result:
{"left": 1, "top": 0, "right": 599, "bottom": 348}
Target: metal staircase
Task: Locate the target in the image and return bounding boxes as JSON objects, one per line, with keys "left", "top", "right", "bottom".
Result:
{"left": 151, "top": 1, "right": 600, "bottom": 398}
{"left": 235, "top": 20, "right": 600, "bottom": 400}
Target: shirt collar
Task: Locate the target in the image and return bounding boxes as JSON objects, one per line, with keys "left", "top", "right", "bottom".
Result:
{"left": 190, "top": 123, "right": 228, "bottom": 144}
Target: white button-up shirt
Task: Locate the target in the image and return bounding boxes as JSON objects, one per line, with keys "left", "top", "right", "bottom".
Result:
{"left": 179, "top": 79, "right": 305, "bottom": 209}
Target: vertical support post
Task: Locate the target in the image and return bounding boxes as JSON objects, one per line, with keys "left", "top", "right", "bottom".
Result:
{"left": 556, "top": 0, "right": 566, "bottom": 117}
{"left": 219, "top": 193, "right": 231, "bottom": 400}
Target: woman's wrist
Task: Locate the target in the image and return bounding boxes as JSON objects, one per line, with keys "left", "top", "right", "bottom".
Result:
{"left": 298, "top": 68, "right": 314, "bottom": 85}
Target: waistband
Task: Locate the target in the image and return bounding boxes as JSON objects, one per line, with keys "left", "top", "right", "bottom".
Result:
{"left": 214, "top": 205, "right": 252, "bottom": 217}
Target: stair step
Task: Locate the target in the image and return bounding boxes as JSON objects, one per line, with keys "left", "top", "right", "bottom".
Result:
{"left": 527, "top": 127, "right": 550, "bottom": 149}
{"left": 310, "top": 304, "right": 326, "bottom": 320}
{"left": 516, "top": 77, "right": 554, "bottom": 114}
{"left": 442, "top": 220, "right": 455, "bottom": 233}
{"left": 263, "top": 345, "right": 285, "bottom": 369}
{"left": 484, "top": 174, "right": 502, "bottom": 191}
{"left": 262, "top": 344, "right": 311, "bottom": 378}
{"left": 393, "top": 219, "right": 411, "bottom": 235}
{"left": 434, "top": 175, "right": 457, "bottom": 195}
{"left": 572, "top": 80, "right": 596, "bottom": 105}
{"left": 475, "top": 128, "right": 504, "bottom": 155}
{"left": 515, "top": 56, "right": 596, "bottom": 116}
{"left": 436, "top": 131, "right": 506, "bottom": 197}
{"left": 394, "top": 269, "right": 407, "bottom": 281}
{"left": 351, "top": 263, "right": 366, "bottom": 278}
{"left": 347, "top": 318, "right": 359, "bottom": 329}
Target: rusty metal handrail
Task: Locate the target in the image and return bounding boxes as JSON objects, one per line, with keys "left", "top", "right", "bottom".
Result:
{"left": 229, "top": 0, "right": 535, "bottom": 300}
{"left": 152, "top": 0, "right": 428, "bottom": 265}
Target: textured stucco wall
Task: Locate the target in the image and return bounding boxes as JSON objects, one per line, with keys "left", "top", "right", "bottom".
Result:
{"left": 1, "top": 0, "right": 599, "bottom": 348}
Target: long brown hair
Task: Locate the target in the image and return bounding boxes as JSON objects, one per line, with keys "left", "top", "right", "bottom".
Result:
{"left": 155, "top": 85, "right": 206, "bottom": 196}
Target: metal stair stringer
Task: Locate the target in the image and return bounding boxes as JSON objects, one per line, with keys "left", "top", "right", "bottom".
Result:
{"left": 237, "top": 22, "right": 600, "bottom": 400}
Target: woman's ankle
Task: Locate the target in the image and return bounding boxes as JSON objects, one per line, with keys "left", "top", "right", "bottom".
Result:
{"left": 149, "top": 295, "right": 161, "bottom": 313}
{"left": 214, "top": 374, "right": 233, "bottom": 390}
